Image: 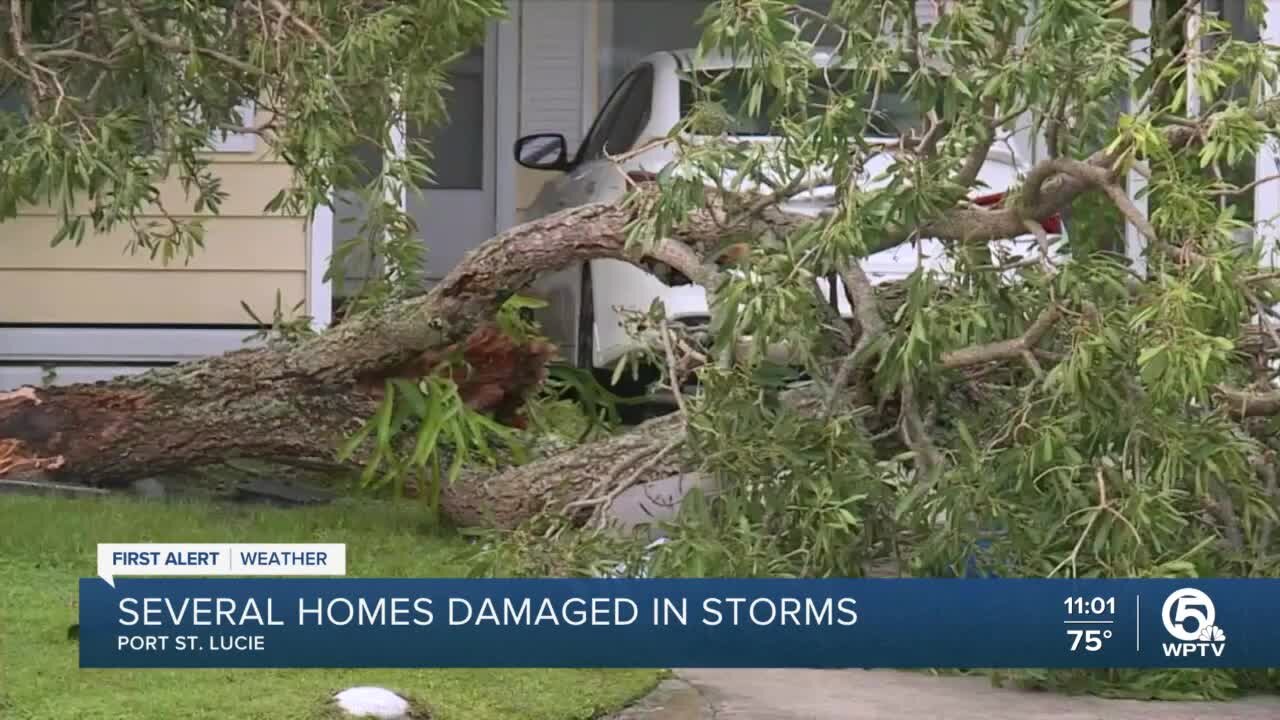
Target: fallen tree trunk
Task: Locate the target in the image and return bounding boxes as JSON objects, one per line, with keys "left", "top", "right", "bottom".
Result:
{"left": 442, "top": 412, "right": 688, "bottom": 529}
{"left": 0, "top": 179, "right": 824, "bottom": 527}
{"left": 440, "top": 385, "right": 833, "bottom": 529}
{"left": 0, "top": 193, "right": 799, "bottom": 489}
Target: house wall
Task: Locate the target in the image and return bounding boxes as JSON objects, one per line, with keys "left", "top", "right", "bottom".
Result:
{"left": 0, "top": 113, "right": 312, "bottom": 326}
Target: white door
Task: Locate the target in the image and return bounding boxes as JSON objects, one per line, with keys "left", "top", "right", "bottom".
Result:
{"left": 334, "top": 20, "right": 515, "bottom": 295}
{"left": 408, "top": 28, "right": 499, "bottom": 283}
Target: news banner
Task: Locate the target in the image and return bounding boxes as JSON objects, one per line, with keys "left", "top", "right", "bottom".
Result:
{"left": 80, "top": 543, "right": 1280, "bottom": 668}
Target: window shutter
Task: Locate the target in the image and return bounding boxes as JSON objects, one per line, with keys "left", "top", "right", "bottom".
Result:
{"left": 519, "top": 1, "right": 589, "bottom": 148}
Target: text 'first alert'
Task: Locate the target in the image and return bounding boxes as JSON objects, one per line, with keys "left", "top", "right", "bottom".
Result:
{"left": 97, "top": 544, "right": 346, "bottom": 586}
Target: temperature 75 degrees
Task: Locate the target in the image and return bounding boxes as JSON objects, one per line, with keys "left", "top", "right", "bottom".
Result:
{"left": 1068, "top": 628, "right": 1113, "bottom": 652}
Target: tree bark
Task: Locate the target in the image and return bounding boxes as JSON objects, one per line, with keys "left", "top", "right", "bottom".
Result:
{"left": 0, "top": 191, "right": 799, "bottom": 492}
{"left": 439, "top": 384, "right": 831, "bottom": 529}
{"left": 442, "top": 412, "right": 688, "bottom": 529}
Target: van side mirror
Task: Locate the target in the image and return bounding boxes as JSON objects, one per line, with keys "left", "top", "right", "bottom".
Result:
{"left": 515, "top": 133, "right": 570, "bottom": 171}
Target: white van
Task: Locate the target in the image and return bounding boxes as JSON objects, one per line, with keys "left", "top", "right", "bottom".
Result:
{"left": 515, "top": 49, "right": 1064, "bottom": 372}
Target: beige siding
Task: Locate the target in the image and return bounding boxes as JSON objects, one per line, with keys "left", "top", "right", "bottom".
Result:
{"left": 1, "top": 129, "right": 311, "bottom": 325}
{"left": 0, "top": 270, "right": 305, "bottom": 324}
{"left": 1, "top": 217, "right": 305, "bottom": 271}
{"left": 16, "top": 162, "right": 298, "bottom": 219}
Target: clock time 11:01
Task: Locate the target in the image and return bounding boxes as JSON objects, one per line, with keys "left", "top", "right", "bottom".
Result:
{"left": 1064, "top": 596, "right": 1115, "bottom": 615}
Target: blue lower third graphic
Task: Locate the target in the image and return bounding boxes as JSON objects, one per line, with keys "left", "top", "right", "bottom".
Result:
{"left": 78, "top": 578, "right": 1280, "bottom": 668}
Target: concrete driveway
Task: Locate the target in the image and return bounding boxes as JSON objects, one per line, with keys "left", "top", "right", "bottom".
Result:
{"left": 613, "top": 669, "right": 1280, "bottom": 720}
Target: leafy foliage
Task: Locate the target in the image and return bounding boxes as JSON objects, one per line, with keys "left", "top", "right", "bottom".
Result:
{"left": 240, "top": 291, "right": 318, "bottom": 347}
{"left": 527, "top": 363, "right": 632, "bottom": 443}
{"left": 0, "top": 0, "right": 504, "bottom": 307}
{"left": 475, "top": 0, "right": 1280, "bottom": 699}
{"left": 337, "top": 294, "right": 628, "bottom": 522}
{"left": 337, "top": 371, "right": 528, "bottom": 524}
{"left": 8, "top": 0, "right": 1280, "bottom": 701}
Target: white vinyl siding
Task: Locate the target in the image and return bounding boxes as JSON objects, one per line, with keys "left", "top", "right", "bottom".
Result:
{"left": 519, "top": 0, "right": 591, "bottom": 147}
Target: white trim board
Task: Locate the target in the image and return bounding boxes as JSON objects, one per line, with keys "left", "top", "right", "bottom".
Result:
{"left": 495, "top": 1, "right": 520, "bottom": 233}
{"left": 1125, "top": 0, "right": 1152, "bottom": 277}
{"left": 0, "top": 365, "right": 156, "bottom": 392}
{"left": 308, "top": 200, "right": 334, "bottom": 331}
{"left": 0, "top": 327, "right": 261, "bottom": 363}
{"left": 580, "top": 0, "right": 599, "bottom": 136}
{"left": 1256, "top": 0, "right": 1280, "bottom": 269}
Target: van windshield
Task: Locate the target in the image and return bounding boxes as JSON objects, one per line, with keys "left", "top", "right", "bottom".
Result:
{"left": 678, "top": 69, "right": 924, "bottom": 138}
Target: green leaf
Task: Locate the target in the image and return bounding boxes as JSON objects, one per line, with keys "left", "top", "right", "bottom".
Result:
{"left": 240, "top": 301, "right": 265, "bottom": 325}
{"left": 1139, "top": 348, "right": 1168, "bottom": 386}
{"left": 409, "top": 390, "right": 452, "bottom": 467}
{"left": 336, "top": 421, "right": 373, "bottom": 462}
{"left": 392, "top": 379, "right": 428, "bottom": 417}
{"left": 894, "top": 481, "right": 931, "bottom": 521}
{"left": 360, "top": 445, "right": 385, "bottom": 488}
{"left": 500, "top": 294, "right": 548, "bottom": 311}
{"left": 375, "top": 383, "right": 396, "bottom": 449}
{"left": 446, "top": 421, "right": 470, "bottom": 484}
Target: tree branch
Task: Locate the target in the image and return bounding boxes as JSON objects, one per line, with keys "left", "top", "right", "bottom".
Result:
{"left": 826, "top": 264, "right": 886, "bottom": 418}
{"left": 119, "top": 2, "right": 263, "bottom": 77}
{"left": 266, "top": 0, "right": 336, "bottom": 55}
{"left": 949, "top": 15, "right": 1018, "bottom": 190}
{"left": 941, "top": 305, "right": 1062, "bottom": 371}
{"left": 899, "top": 99, "right": 1280, "bottom": 250}
{"left": 1216, "top": 385, "right": 1280, "bottom": 417}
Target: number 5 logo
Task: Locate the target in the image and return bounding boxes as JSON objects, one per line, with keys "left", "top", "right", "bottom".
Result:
{"left": 1161, "top": 588, "right": 1215, "bottom": 642}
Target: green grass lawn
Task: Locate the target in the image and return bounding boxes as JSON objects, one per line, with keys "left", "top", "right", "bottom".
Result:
{"left": 0, "top": 494, "right": 662, "bottom": 720}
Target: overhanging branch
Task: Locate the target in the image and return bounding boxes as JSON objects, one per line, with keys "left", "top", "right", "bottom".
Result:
{"left": 1217, "top": 385, "right": 1280, "bottom": 418}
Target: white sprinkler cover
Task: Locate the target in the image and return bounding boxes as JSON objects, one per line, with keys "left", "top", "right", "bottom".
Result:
{"left": 333, "top": 686, "right": 412, "bottom": 719}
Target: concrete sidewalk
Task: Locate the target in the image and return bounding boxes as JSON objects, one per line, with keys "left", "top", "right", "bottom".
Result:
{"left": 613, "top": 669, "right": 1280, "bottom": 719}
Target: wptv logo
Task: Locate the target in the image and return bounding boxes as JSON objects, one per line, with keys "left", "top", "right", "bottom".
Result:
{"left": 1160, "top": 588, "right": 1227, "bottom": 658}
